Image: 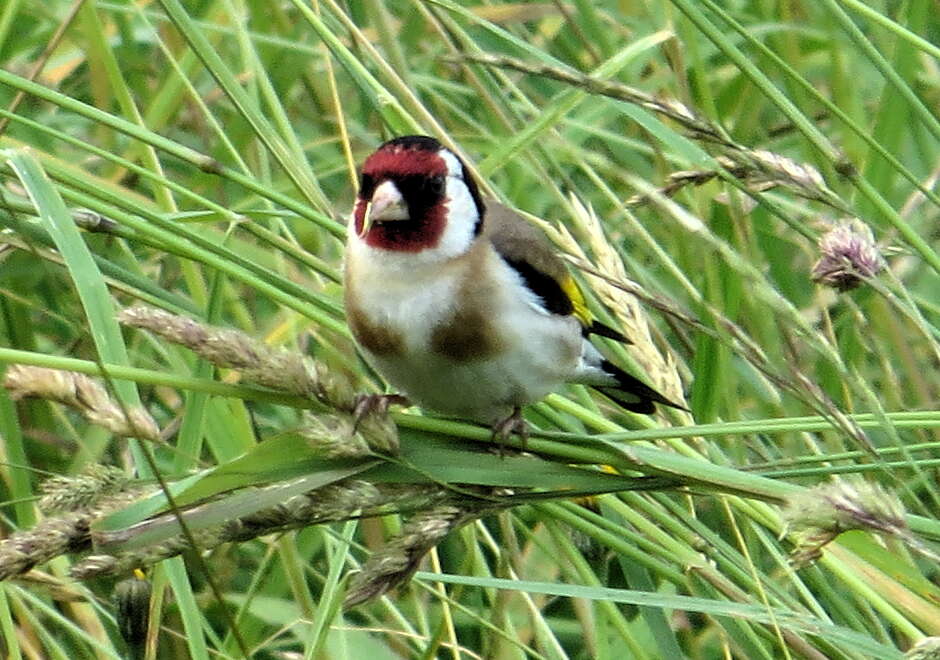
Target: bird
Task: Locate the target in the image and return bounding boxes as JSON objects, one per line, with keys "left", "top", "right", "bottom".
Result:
{"left": 343, "top": 135, "right": 684, "bottom": 441}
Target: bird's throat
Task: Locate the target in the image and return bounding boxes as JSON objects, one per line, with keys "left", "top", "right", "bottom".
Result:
{"left": 353, "top": 198, "right": 447, "bottom": 252}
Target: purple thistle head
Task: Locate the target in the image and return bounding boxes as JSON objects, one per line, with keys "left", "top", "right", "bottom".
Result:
{"left": 811, "top": 219, "right": 884, "bottom": 291}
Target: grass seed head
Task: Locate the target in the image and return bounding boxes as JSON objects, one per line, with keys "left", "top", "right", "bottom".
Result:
{"left": 811, "top": 219, "right": 885, "bottom": 291}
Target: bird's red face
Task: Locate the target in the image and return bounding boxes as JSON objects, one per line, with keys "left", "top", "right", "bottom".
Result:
{"left": 352, "top": 136, "right": 484, "bottom": 254}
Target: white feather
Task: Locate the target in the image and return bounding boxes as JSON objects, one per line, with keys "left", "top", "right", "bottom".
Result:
{"left": 351, "top": 247, "right": 584, "bottom": 424}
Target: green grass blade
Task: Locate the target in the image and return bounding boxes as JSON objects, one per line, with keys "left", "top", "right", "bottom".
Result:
{"left": 5, "top": 149, "right": 141, "bottom": 407}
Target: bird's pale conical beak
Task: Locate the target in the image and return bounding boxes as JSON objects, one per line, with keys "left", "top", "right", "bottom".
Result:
{"left": 359, "top": 180, "right": 409, "bottom": 237}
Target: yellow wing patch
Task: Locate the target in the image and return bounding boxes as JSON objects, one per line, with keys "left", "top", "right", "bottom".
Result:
{"left": 561, "top": 274, "right": 632, "bottom": 344}
{"left": 560, "top": 275, "right": 593, "bottom": 329}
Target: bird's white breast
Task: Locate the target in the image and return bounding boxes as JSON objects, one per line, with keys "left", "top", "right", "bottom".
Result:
{"left": 346, "top": 239, "right": 583, "bottom": 424}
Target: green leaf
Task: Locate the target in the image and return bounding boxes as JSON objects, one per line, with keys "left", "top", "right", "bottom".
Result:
{"left": 371, "top": 429, "right": 673, "bottom": 494}
{"left": 95, "top": 461, "right": 374, "bottom": 553}
{"left": 95, "top": 430, "right": 379, "bottom": 538}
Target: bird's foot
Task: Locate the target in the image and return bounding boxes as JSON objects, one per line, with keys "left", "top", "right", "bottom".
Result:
{"left": 491, "top": 406, "right": 528, "bottom": 456}
{"left": 352, "top": 393, "right": 409, "bottom": 429}
{"left": 349, "top": 393, "right": 409, "bottom": 455}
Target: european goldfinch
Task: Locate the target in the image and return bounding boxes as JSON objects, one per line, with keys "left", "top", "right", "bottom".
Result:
{"left": 344, "top": 135, "right": 683, "bottom": 437}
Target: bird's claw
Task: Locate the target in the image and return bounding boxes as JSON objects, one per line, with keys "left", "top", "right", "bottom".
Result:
{"left": 491, "top": 406, "right": 528, "bottom": 456}
{"left": 352, "top": 393, "right": 409, "bottom": 429}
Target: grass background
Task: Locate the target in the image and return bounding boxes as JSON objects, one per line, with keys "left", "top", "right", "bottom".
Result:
{"left": 0, "top": 1, "right": 939, "bottom": 658}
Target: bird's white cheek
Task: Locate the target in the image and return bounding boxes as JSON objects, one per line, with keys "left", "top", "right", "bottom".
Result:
{"left": 434, "top": 178, "right": 477, "bottom": 259}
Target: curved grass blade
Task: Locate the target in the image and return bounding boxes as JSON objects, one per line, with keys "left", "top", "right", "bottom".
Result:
{"left": 418, "top": 573, "right": 905, "bottom": 659}
{"left": 4, "top": 149, "right": 142, "bottom": 408}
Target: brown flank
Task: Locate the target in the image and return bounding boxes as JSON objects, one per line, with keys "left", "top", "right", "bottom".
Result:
{"left": 345, "top": 300, "right": 405, "bottom": 357}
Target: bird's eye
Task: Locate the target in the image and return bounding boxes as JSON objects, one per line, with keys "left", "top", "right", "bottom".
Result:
{"left": 426, "top": 175, "right": 445, "bottom": 196}
{"left": 359, "top": 173, "right": 375, "bottom": 198}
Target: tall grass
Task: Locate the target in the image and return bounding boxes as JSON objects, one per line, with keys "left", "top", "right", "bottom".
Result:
{"left": 0, "top": 1, "right": 938, "bottom": 658}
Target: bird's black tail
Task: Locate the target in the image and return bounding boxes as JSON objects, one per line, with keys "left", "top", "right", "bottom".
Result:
{"left": 593, "top": 359, "right": 688, "bottom": 414}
